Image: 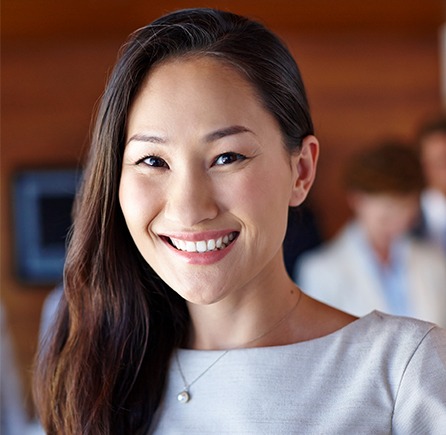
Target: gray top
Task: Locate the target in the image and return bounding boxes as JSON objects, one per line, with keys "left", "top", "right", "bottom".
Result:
{"left": 150, "top": 311, "right": 446, "bottom": 434}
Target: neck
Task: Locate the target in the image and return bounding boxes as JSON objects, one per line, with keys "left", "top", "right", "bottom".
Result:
{"left": 185, "top": 262, "right": 301, "bottom": 350}
{"left": 371, "top": 241, "right": 391, "bottom": 264}
{"left": 359, "top": 225, "right": 393, "bottom": 265}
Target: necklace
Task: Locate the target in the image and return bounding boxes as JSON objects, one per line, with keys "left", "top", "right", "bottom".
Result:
{"left": 175, "top": 289, "right": 302, "bottom": 403}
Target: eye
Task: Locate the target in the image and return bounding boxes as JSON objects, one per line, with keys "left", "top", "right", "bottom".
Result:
{"left": 137, "top": 155, "right": 169, "bottom": 168}
{"left": 213, "top": 152, "right": 247, "bottom": 166}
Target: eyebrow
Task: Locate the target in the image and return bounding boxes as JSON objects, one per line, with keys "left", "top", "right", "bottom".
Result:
{"left": 127, "top": 125, "right": 253, "bottom": 145}
{"left": 204, "top": 125, "right": 253, "bottom": 142}
{"left": 126, "top": 134, "right": 166, "bottom": 145}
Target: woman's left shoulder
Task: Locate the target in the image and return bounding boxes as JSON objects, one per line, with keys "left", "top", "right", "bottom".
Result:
{"left": 357, "top": 311, "right": 446, "bottom": 353}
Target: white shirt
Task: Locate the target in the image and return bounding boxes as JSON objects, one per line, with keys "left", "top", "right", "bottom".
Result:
{"left": 421, "top": 188, "right": 446, "bottom": 252}
{"left": 150, "top": 311, "right": 446, "bottom": 434}
{"left": 295, "top": 222, "right": 446, "bottom": 327}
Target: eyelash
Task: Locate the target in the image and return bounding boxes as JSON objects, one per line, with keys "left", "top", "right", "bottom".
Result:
{"left": 136, "top": 152, "right": 247, "bottom": 168}
{"left": 136, "top": 155, "right": 169, "bottom": 168}
{"left": 212, "top": 152, "right": 247, "bottom": 166}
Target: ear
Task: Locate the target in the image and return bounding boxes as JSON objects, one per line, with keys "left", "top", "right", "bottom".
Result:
{"left": 289, "top": 135, "right": 319, "bottom": 207}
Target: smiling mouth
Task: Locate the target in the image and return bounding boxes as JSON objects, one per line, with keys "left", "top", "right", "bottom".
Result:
{"left": 165, "top": 231, "right": 239, "bottom": 253}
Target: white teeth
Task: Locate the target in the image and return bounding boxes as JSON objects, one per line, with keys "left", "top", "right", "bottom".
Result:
{"left": 169, "top": 232, "right": 237, "bottom": 253}
{"left": 196, "top": 241, "right": 207, "bottom": 253}
{"left": 185, "top": 241, "right": 196, "bottom": 252}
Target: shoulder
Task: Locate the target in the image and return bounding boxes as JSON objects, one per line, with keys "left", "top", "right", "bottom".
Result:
{"left": 406, "top": 238, "right": 446, "bottom": 278}
{"left": 298, "top": 226, "right": 352, "bottom": 266}
{"left": 352, "top": 311, "right": 441, "bottom": 343}
{"left": 407, "top": 237, "right": 446, "bottom": 259}
{"left": 346, "top": 312, "right": 446, "bottom": 366}
{"left": 354, "top": 313, "right": 446, "bottom": 431}
{"left": 294, "top": 310, "right": 444, "bottom": 359}
{"left": 376, "top": 312, "right": 446, "bottom": 430}
{"left": 319, "top": 312, "right": 446, "bottom": 397}
{"left": 296, "top": 225, "right": 362, "bottom": 286}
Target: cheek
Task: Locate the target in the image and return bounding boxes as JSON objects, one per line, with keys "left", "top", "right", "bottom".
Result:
{"left": 235, "top": 175, "right": 265, "bottom": 206}
{"left": 389, "top": 208, "right": 418, "bottom": 231}
{"left": 226, "top": 168, "right": 286, "bottom": 213}
{"left": 368, "top": 206, "right": 416, "bottom": 237}
{"left": 357, "top": 205, "right": 386, "bottom": 229}
{"left": 224, "top": 166, "right": 291, "bottom": 241}
{"left": 255, "top": 157, "right": 292, "bottom": 199}
{"left": 119, "top": 176, "right": 158, "bottom": 231}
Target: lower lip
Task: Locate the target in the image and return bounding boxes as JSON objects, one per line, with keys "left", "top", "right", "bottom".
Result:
{"left": 162, "top": 238, "right": 237, "bottom": 265}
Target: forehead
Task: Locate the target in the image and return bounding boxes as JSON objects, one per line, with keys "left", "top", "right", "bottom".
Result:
{"left": 136, "top": 56, "right": 257, "bottom": 104}
{"left": 360, "top": 192, "right": 419, "bottom": 205}
{"left": 126, "top": 56, "right": 278, "bottom": 137}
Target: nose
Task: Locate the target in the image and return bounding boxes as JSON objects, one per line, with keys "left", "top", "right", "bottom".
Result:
{"left": 163, "top": 168, "right": 219, "bottom": 227}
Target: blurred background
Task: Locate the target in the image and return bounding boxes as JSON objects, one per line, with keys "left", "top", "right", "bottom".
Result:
{"left": 1, "top": 0, "right": 446, "bottom": 424}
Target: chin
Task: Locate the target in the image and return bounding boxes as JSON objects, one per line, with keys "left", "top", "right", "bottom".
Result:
{"left": 173, "top": 285, "right": 228, "bottom": 306}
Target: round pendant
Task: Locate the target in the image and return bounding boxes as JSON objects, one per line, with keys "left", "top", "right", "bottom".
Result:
{"left": 177, "top": 390, "right": 190, "bottom": 403}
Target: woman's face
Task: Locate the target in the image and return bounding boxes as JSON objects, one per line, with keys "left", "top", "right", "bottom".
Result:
{"left": 119, "top": 57, "right": 314, "bottom": 305}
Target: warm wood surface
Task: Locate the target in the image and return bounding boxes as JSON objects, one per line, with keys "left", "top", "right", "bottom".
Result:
{"left": 2, "top": 0, "right": 445, "bottom": 40}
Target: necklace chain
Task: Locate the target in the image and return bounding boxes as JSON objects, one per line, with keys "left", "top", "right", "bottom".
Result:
{"left": 175, "top": 289, "right": 302, "bottom": 403}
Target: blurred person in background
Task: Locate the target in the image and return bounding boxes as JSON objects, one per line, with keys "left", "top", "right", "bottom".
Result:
{"left": 295, "top": 142, "right": 446, "bottom": 326}
{"left": 0, "top": 305, "right": 28, "bottom": 435}
{"left": 416, "top": 114, "right": 446, "bottom": 253}
{"left": 38, "top": 284, "right": 63, "bottom": 347}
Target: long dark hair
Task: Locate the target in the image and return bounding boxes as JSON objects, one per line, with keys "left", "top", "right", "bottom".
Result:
{"left": 33, "top": 8, "right": 314, "bottom": 434}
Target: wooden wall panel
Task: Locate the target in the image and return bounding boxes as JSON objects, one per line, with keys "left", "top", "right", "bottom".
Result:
{"left": 284, "top": 31, "right": 442, "bottom": 233}
{"left": 3, "top": 0, "right": 444, "bottom": 40}
{"left": 1, "top": 39, "right": 123, "bottom": 413}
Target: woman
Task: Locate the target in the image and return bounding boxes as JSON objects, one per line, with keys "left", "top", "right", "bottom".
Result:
{"left": 34, "top": 8, "right": 446, "bottom": 434}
